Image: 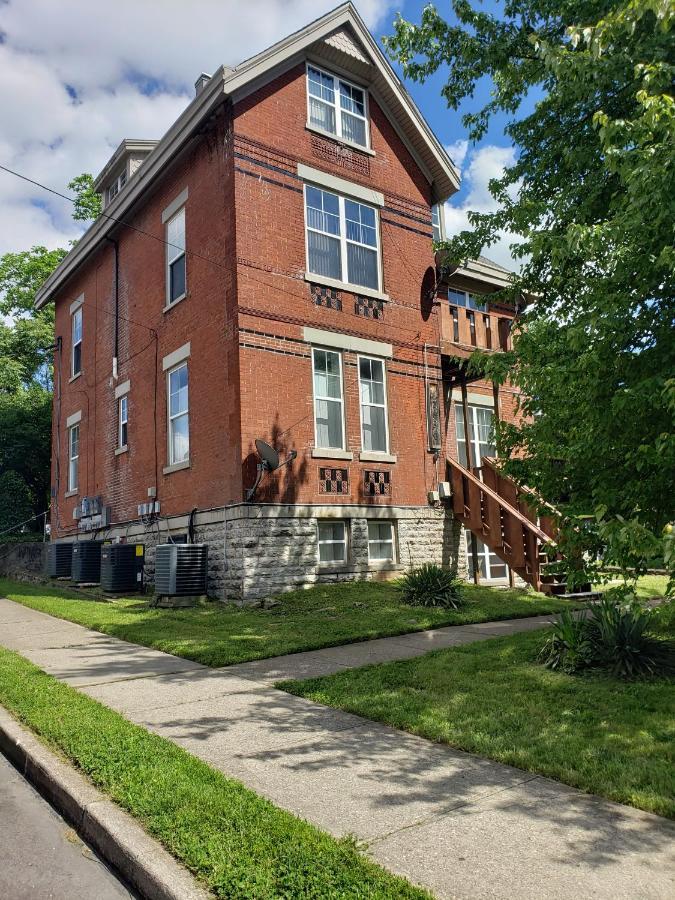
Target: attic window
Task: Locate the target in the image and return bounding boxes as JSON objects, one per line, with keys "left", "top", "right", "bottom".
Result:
{"left": 307, "top": 64, "right": 369, "bottom": 149}
{"left": 107, "top": 170, "right": 127, "bottom": 205}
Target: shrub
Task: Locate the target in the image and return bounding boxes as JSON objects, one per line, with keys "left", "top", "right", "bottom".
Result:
{"left": 398, "top": 564, "right": 463, "bottom": 609}
{"left": 540, "top": 592, "right": 674, "bottom": 679}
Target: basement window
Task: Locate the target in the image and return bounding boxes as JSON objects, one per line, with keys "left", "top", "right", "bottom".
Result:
{"left": 317, "top": 520, "right": 348, "bottom": 563}
{"left": 368, "top": 521, "right": 396, "bottom": 562}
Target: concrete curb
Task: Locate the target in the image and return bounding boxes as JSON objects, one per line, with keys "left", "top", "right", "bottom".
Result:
{"left": 0, "top": 706, "right": 211, "bottom": 900}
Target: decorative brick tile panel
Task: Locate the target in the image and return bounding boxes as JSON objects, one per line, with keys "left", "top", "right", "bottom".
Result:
{"left": 364, "top": 470, "right": 391, "bottom": 496}
{"left": 311, "top": 284, "right": 342, "bottom": 311}
{"left": 310, "top": 134, "right": 371, "bottom": 177}
{"left": 318, "top": 467, "right": 349, "bottom": 494}
{"left": 355, "top": 296, "right": 384, "bottom": 319}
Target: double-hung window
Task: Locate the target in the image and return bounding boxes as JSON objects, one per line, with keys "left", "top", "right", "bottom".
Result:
{"left": 71, "top": 307, "right": 82, "bottom": 377}
{"left": 68, "top": 424, "right": 79, "bottom": 492}
{"left": 166, "top": 207, "right": 186, "bottom": 305}
{"left": 307, "top": 65, "right": 369, "bottom": 148}
{"left": 358, "top": 356, "right": 389, "bottom": 453}
{"left": 305, "top": 186, "right": 380, "bottom": 291}
{"left": 317, "top": 520, "right": 348, "bottom": 564}
{"left": 368, "top": 521, "right": 396, "bottom": 562}
{"left": 118, "top": 396, "right": 128, "bottom": 449}
{"left": 167, "top": 363, "right": 189, "bottom": 465}
{"left": 312, "top": 347, "right": 344, "bottom": 450}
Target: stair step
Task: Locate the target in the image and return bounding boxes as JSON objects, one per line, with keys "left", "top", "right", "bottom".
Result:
{"left": 558, "top": 591, "right": 601, "bottom": 601}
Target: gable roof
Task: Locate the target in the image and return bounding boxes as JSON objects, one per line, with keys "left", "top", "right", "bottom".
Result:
{"left": 36, "top": 3, "right": 458, "bottom": 308}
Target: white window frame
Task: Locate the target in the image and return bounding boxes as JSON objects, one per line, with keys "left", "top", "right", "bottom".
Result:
{"left": 68, "top": 424, "right": 79, "bottom": 493}
{"left": 167, "top": 362, "right": 189, "bottom": 466}
{"left": 367, "top": 520, "right": 396, "bottom": 563}
{"left": 312, "top": 347, "right": 346, "bottom": 451}
{"left": 431, "top": 203, "right": 445, "bottom": 242}
{"left": 304, "top": 185, "right": 382, "bottom": 293}
{"left": 305, "top": 62, "right": 370, "bottom": 149}
{"left": 358, "top": 355, "right": 390, "bottom": 454}
{"left": 71, "top": 307, "right": 82, "bottom": 378}
{"left": 165, "top": 206, "right": 186, "bottom": 307}
{"left": 317, "top": 520, "right": 348, "bottom": 565}
{"left": 118, "top": 395, "right": 128, "bottom": 450}
{"left": 106, "top": 169, "right": 127, "bottom": 205}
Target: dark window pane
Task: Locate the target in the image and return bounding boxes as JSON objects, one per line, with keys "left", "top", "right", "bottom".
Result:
{"left": 170, "top": 254, "right": 186, "bottom": 302}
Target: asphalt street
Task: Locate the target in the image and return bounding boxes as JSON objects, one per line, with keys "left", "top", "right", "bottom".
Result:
{"left": 0, "top": 752, "right": 133, "bottom": 900}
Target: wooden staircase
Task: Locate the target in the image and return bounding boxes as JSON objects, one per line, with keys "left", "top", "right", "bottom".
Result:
{"left": 446, "top": 456, "right": 593, "bottom": 596}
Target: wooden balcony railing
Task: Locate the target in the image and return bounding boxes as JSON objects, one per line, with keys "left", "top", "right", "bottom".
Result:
{"left": 439, "top": 302, "right": 514, "bottom": 357}
{"left": 447, "top": 456, "right": 554, "bottom": 592}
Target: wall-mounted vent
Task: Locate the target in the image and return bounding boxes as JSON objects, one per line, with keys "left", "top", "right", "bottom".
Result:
{"left": 318, "top": 467, "right": 349, "bottom": 494}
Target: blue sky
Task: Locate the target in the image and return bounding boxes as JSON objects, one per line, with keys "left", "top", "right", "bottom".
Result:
{"left": 0, "top": 0, "right": 525, "bottom": 266}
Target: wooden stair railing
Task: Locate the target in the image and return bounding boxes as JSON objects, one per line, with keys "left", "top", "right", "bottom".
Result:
{"left": 447, "top": 457, "right": 554, "bottom": 592}
{"left": 479, "top": 457, "right": 558, "bottom": 540}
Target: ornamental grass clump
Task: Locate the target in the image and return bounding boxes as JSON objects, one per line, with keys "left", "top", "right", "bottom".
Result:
{"left": 540, "top": 591, "right": 674, "bottom": 679}
{"left": 398, "top": 564, "right": 463, "bottom": 609}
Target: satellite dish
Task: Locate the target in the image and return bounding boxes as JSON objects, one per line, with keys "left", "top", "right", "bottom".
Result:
{"left": 246, "top": 439, "right": 298, "bottom": 501}
{"left": 255, "top": 439, "right": 280, "bottom": 471}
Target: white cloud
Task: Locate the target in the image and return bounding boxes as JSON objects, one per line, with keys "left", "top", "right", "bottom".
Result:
{"left": 0, "top": 0, "right": 394, "bottom": 256}
{"left": 446, "top": 139, "right": 469, "bottom": 169}
{"left": 445, "top": 144, "right": 524, "bottom": 271}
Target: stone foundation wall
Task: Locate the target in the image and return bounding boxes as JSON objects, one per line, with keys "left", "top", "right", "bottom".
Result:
{"left": 0, "top": 542, "right": 46, "bottom": 579}
{"left": 49, "top": 504, "right": 468, "bottom": 604}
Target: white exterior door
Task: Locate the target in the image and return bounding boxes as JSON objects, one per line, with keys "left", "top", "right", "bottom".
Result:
{"left": 455, "top": 403, "right": 495, "bottom": 469}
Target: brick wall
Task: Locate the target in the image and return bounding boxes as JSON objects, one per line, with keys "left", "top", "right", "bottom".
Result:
{"left": 49, "top": 60, "right": 520, "bottom": 548}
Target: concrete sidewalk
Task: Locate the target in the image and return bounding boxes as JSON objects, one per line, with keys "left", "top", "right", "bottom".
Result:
{"left": 1, "top": 596, "right": 673, "bottom": 899}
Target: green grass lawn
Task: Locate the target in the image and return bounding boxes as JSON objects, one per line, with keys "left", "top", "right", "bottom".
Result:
{"left": 0, "top": 647, "right": 427, "bottom": 899}
{"left": 0, "top": 577, "right": 594, "bottom": 667}
{"left": 282, "top": 598, "right": 675, "bottom": 819}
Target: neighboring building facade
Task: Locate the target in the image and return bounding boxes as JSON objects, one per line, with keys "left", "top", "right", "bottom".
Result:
{"left": 38, "top": 3, "right": 524, "bottom": 602}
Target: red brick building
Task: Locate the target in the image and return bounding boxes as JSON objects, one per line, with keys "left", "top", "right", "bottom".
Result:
{"left": 37, "top": 4, "right": 527, "bottom": 601}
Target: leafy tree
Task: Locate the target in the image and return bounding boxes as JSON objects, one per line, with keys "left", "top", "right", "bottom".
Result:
{"left": 0, "top": 469, "right": 34, "bottom": 535}
{"left": 0, "top": 246, "right": 65, "bottom": 390}
{"left": 0, "top": 171, "right": 97, "bottom": 534}
{"left": 387, "top": 1, "right": 675, "bottom": 579}
{"left": 68, "top": 173, "right": 102, "bottom": 222}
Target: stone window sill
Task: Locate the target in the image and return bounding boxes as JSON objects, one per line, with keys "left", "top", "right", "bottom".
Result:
{"left": 68, "top": 372, "right": 82, "bottom": 384}
{"left": 359, "top": 451, "right": 397, "bottom": 464}
{"left": 64, "top": 489, "right": 78, "bottom": 498}
{"left": 163, "top": 292, "right": 188, "bottom": 313}
{"left": 115, "top": 445, "right": 128, "bottom": 456}
{"left": 311, "top": 448, "right": 353, "bottom": 461}
{"left": 163, "top": 459, "right": 190, "bottom": 475}
{"left": 303, "top": 272, "right": 389, "bottom": 303}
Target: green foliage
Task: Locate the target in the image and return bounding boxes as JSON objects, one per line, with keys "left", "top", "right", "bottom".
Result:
{"left": 67, "top": 173, "right": 102, "bottom": 222}
{"left": 0, "top": 470, "right": 33, "bottom": 534}
{"left": 398, "top": 564, "right": 464, "bottom": 608}
{"left": 540, "top": 592, "right": 675, "bottom": 678}
{"left": 0, "top": 647, "right": 429, "bottom": 899}
{"left": 385, "top": 2, "right": 675, "bottom": 580}
{"left": 0, "top": 388, "right": 52, "bottom": 524}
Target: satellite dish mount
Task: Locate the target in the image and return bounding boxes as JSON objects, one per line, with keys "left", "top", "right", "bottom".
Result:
{"left": 246, "top": 439, "right": 297, "bottom": 501}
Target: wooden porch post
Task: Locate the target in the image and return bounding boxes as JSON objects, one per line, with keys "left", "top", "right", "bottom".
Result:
{"left": 460, "top": 375, "right": 480, "bottom": 584}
